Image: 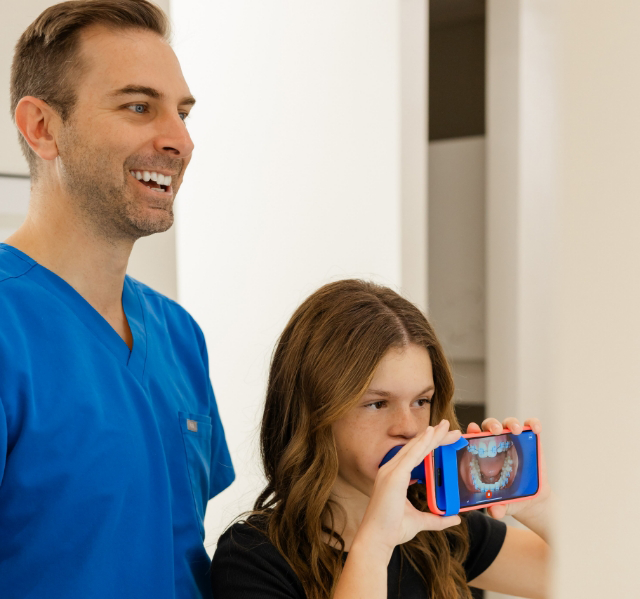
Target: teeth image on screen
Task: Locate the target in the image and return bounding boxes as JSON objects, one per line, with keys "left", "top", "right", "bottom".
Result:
{"left": 466, "top": 439, "right": 514, "bottom": 493}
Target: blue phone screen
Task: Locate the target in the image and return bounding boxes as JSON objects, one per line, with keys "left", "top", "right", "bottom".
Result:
{"left": 435, "top": 431, "right": 539, "bottom": 510}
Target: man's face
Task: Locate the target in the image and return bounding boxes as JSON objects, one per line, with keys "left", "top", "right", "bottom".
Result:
{"left": 54, "top": 26, "right": 195, "bottom": 240}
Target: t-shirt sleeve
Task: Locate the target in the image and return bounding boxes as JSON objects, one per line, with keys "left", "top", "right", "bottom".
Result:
{"left": 463, "top": 509, "right": 508, "bottom": 582}
{"left": 197, "top": 328, "right": 235, "bottom": 499}
{"left": 211, "top": 523, "right": 306, "bottom": 599}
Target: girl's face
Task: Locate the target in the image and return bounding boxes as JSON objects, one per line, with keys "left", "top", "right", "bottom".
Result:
{"left": 331, "top": 343, "right": 434, "bottom": 497}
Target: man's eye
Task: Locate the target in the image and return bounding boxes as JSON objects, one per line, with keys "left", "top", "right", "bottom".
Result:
{"left": 179, "top": 112, "right": 189, "bottom": 122}
{"left": 128, "top": 104, "right": 147, "bottom": 114}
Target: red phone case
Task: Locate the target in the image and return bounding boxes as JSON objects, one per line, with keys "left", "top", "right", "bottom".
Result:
{"left": 424, "top": 427, "right": 541, "bottom": 515}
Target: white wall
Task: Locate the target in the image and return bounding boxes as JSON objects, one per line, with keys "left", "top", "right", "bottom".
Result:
{"left": 488, "top": 1, "right": 640, "bottom": 596}
{"left": 0, "top": 175, "right": 30, "bottom": 241}
{"left": 171, "top": 0, "right": 418, "bottom": 550}
{"left": 0, "top": 2, "right": 51, "bottom": 243}
{"left": 400, "top": 0, "right": 428, "bottom": 313}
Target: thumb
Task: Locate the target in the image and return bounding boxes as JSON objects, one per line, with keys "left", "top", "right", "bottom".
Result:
{"left": 487, "top": 505, "right": 507, "bottom": 519}
{"left": 414, "top": 511, "right": 462, "bottom": 532}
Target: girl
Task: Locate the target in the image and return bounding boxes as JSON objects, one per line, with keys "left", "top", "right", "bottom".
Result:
{"left": 211, "top": 280, "right": 551, "bottom": 598}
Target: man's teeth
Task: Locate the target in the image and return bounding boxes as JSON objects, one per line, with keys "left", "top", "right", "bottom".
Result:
{"left": 130, "top": 170, "right": 172, "bottom": 187}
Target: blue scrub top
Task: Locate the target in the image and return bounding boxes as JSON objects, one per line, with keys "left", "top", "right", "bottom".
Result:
{"left": 0, "top": 244, "right": 235, "bottom": 599}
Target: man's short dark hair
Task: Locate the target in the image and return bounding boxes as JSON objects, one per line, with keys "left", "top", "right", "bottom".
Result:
{"left": 10, "top": 0, "right": 170, "bottom": 178}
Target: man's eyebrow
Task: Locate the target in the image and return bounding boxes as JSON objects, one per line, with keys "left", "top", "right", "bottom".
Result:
{"left": 109, "top": 85, "right": 196, "bottom": 107}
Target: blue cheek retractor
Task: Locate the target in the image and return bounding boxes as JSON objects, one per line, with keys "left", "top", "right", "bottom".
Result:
{"left": 379, "top": 435, "right": 469, "bottom": 517}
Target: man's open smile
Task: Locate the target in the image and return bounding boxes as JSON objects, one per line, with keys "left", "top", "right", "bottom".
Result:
{"left": 129, "top": 169, "right": 173, "bottom": 194}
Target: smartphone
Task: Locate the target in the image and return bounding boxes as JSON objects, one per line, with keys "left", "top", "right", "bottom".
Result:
{"left": 425, "top": 428, "right": 541, "bottom": 515}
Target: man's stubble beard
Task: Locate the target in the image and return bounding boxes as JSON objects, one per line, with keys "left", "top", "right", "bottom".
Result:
{"left": 57, "top": 122, "right": 176, "bottom": 242}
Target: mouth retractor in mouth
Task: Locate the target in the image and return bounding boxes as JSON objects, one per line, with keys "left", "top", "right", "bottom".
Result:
{"left": 467, "top": 441, "right": 513, "bottom": 493}
{"left": 130, "top": 170, "right": 172, "bottom": 193}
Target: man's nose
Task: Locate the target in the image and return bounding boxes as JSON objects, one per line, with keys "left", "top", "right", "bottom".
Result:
{"left": 388, "top": 408, "right": 421, "bottom": 439}
{"left": 154, "top": 111, "right": 194, "bottom": 158}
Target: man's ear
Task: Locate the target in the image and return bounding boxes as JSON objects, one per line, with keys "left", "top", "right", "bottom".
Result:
{"left": 14, "top": 96, "right": 61, "bottom": 162}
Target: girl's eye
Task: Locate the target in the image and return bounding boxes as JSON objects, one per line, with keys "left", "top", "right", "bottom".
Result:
{"left": 416, "top": 398, "right": 433, "bottom": 407}
{"left": 364, "top": 400, "right": 387, "bottom": 410}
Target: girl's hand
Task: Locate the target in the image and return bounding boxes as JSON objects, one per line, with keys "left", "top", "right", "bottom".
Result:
{"left": 466, "top": 417, "right": 552, "bottom": 521}
{"left": 354, "top": 420, "right": 462, "bottom": 555}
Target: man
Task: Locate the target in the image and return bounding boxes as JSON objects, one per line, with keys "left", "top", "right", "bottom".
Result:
{"left": 0, "top": 1, "right": 234, "bottom": 597}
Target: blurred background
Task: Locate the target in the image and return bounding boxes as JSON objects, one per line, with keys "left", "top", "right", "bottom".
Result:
{"left": 2, "top": 1, "right": 639, "bottom": 597}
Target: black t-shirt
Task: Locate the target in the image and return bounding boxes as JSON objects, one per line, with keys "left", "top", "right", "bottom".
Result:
{"left": 211, "top": 510, "right": 507, "bottom": 598}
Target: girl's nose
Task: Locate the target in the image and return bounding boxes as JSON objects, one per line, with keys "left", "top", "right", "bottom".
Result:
{"left": 387, "top": 408, "right": 420, "bottom": 439}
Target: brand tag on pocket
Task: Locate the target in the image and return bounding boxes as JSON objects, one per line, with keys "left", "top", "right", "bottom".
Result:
{"left": 187, "top": 419, "right": 198, "bottom": 433}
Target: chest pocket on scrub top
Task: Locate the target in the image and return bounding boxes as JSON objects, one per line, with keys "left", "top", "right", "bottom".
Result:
{"left": 179, "top": 411, "right": 212, "bottom": 531}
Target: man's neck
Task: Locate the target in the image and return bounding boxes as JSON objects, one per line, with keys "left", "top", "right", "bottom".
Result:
{"left": 5, "top": 192, "right": 135, "bottom": 348}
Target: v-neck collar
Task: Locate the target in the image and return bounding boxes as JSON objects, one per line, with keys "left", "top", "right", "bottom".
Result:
{"left": 0, "top": 243, "right": 148, "bottom": 383}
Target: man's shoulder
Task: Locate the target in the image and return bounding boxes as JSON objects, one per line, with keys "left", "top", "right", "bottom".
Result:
{"left": 0, "top": 246, "right": 39, "bottom": 320}
{"left": 0, "top": 244, "right": 36, "bottom": 286}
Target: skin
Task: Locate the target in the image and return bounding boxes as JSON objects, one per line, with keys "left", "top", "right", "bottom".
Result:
{"left": 8, "top": 26, "right": 195, "bottom": 348}
{"left": 330, "top": 344, "right": 553, "bottom": 599}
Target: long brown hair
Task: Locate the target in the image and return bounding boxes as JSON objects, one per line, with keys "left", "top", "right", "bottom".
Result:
{"left": 250, "top": 279, "right": 473, "bottom": 599}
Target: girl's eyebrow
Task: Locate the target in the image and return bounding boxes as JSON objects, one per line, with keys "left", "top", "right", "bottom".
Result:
{"left": 365, "top": 389, "right": 392, "bottom": 398}
{"left": 364, "top": 386, "right": 435, "bottom": 398}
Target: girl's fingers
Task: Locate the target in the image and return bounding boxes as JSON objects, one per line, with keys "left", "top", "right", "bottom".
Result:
{"left": 429, "top": 420, "right": 462, "bottom": 449}
{"left": 403, "top": 422, "right": 445, "bottom": 462}
{"left": 377, "top": 426, "right": 435, "bottom": 475}
{"left": 466, "top": 422, "right": 482, "bottom": 434}
{"left": 523, "top": 417, "right": 542, "bottom": 434}
{"left": 440, "top": 429, "right": 462, "bottom": 446}
{"left": 383, "top": 425, "right": 434, "bottom": 464}
{"left": 395, "top": 420, "right": 458, "bottom": 473}
{"left": 502, "top": 417, "right": 522, "bottom": 434}
{"left": 479, "top": 415, "right": 541, "bottom": 435}
{"left": 481, "top": 418, "right": 503, "bottom": 434}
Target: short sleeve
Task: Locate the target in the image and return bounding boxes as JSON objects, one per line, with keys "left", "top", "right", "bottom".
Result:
{"left": 463, "top": 509, "right": 507, "bottom": 582}
{"left": 211, "top": 523, "right": 305, "bottom": 599}
{"left": 197, "top": 330, "right": 235, "bottom": 499}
